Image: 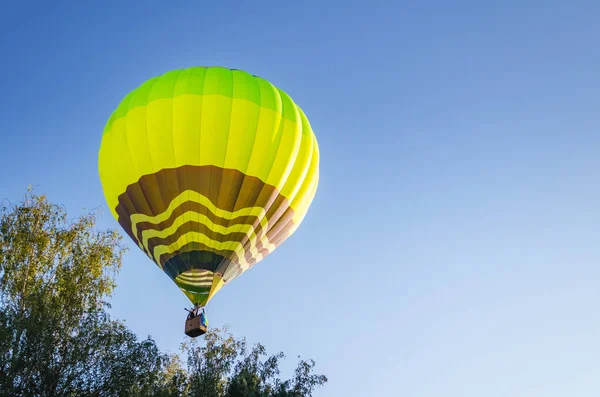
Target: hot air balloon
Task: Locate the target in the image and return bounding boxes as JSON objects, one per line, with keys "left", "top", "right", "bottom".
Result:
{"left": 98, "top": 66, "right": 319, "bottom": 337}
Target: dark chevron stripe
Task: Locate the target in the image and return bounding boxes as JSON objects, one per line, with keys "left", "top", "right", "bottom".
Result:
{"left": 144, "top": 205, "right": 296, "bottom": 263}
{"left": 133, "top": 200, "right": 261, "bottom": 241}
{"left": 115, "top": 165, "right": 297, "bottom": 279}
{"left": 145, "top": 221, "right": 250, "bottom": 252}
{"left": 117, "top": 165, "right": 282, "bottom": 216}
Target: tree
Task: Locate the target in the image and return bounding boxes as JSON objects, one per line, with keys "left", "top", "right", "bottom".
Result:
{"left": 0, "top": 189, "right": 173, "bottom": 396}
{"left": 185, "top": 327, "right": 327, "bottom": 397}
{"left": 0, "top": 188, "right": 327, "bottom": 397}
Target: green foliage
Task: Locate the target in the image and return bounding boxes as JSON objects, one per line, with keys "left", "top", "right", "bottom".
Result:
{"left": 185, "top": 327, "right": 327, "bottom": 397}
{"left": 0, "top": 188, "right": 327, "bottom": 397}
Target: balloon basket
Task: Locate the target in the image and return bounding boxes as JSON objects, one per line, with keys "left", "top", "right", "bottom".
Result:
{"left": 185, "top": 315, "right": 207, "bottom": 337}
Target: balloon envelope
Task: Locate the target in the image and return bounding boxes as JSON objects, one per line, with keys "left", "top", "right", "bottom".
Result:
{"left": 98, "top": 66, "right": 319, "bottom": 306}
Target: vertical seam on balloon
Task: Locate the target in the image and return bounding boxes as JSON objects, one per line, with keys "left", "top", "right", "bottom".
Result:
{"left": 224, "top": 81, "right": 287, "bottom": 281}
{"left": 242, "top": 100, "right": 304, "bottom": 270}
{"left": 101, "top": 120, "right": 133, "bottom": 247}
{"left": 198, "top": 68, "right": 210, "bottom": 302}
{"left": 119, "top": 80, "right": 158, "bottom": 260}
{"left": 210, "top": 68, "right": 234, "bottom": 278}
{"left": 294, "top": 139, "right": 319, "bottom": 224}
{"left": 217, "top": 71, "right": 258, "bottom": 280}
{"left": 250, "top": 93, "right": 301, "bottom": 257}
{"left": 145, "top": 72, "right": 178, "bottom": 278}
{"left": 219, "top": 76, "right": 272, "bottom": 281}
{"left": 252, "top": 103, "right": 309, "bottom": 262}
{"left": 263, "top": 109, "right": 317, "bottom": 250}
{"left": 108, "top": 78, "right": 156, "bottom": 238}
{"left": 288, "top": 109, "right": 316, "bottom": 200}
{"left": 267, "top": 141, "right": 317, "bottom": 250}
{"left": 178, "top": 69, "right": 192, "bottom": 280}
{"left": 185, "top": 67, "right": 208, "bottom": 305}
{"left": 117, "top": 78, "right": 155, "bottom": 257}
{"left": 168, "top": 69, "right": 191, "bottom": 281}
{"left": 292, "top": 138, "right": 319, "bottom": 224}
{"left": 133, "top": 79, "right": 162, "bottom": 259}
{"left": 215, "top": 74, "right": 261, "bottom": 279}
{"left": 242, "top": 85, "right": 287, "bottom": 272}
{"left": 198, "top": 68, "right": 213, "bottom": 281}
{"left": 179, "top": 68, "right": 197, "bottom": 296}
{"left": 213, "top": 70, "right": 235, "bottom": 273}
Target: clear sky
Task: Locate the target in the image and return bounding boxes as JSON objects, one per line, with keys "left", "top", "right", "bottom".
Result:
{"left": 2, "top": 1, "right": 600, "bottom": 396}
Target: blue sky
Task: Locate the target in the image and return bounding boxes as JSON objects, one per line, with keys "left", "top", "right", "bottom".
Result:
{"left": 2, "top": 1, "right": 600, "bottom": 395}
